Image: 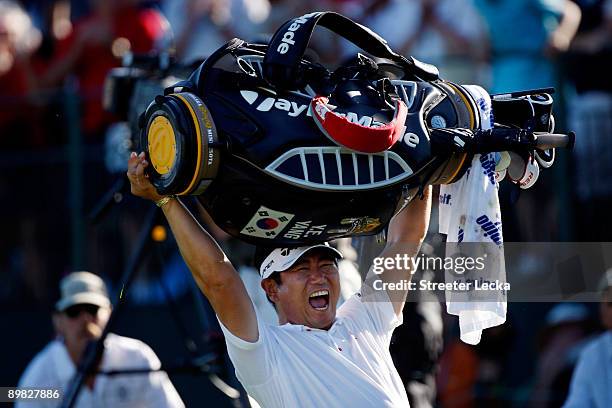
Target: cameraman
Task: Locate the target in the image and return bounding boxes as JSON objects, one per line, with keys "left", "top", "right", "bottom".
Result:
{"left": 128, "top": 151, "right": 431, "bottom": 407}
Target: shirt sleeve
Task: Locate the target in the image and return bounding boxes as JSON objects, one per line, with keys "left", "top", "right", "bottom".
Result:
{"left": 217, "top": 310, "right": 276, "bottom": 388}
{"left": 563, "top": 346, "right": 595, "bottom": 408}
{"left": 136, "top": 342, "right": 185, "bottom": 408}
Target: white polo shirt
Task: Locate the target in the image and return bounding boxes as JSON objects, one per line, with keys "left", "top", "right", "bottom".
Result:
{"left": 219, "top": 290, "right": 410, "bottom": 407}
{"left": 17, "top": 333, "right": 184, "bottom": 408}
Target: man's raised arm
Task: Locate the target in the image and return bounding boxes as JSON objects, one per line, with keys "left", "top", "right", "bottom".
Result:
{"left": 372, "top": 186, "right": 432, "bottom": 316}
{"left": 127, "top": 152, "right": 258, "bottom": 342}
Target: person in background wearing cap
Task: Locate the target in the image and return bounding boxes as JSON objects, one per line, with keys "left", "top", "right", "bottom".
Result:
{"left": 563, "top": 269, "right": 612, "bottom": 408}
{"left": 16, "top": 271, "right": 184, "bottom": 408}
{"left": 530, "top": 303, "right": 596, "bottom": 407}
{"left": 127, "top": 152, "right": 432, "bottom": 407}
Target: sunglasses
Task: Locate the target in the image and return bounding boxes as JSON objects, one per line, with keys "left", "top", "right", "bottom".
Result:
{"left": 64, "top": 304, "right": 100, "bottom": 319}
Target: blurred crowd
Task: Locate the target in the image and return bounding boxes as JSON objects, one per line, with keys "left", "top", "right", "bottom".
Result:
{"left": 1, "top": 0, "right": 611, "bottom": 407}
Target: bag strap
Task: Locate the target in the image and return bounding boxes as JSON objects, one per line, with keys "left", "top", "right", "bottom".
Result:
{"left": 263, "top": 11, "right": 438, "bottom": 88}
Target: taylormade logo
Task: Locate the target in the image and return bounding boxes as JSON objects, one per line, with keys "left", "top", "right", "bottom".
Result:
{"left": 240, "top": 89, "right": 421, "bottom": 148}
{"left": 276, "top": 13, "right": 318, "bottom": 55}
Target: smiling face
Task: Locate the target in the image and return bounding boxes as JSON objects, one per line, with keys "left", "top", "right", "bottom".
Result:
{"left": 262, "top": 249, "right": 340, "bottom": 330}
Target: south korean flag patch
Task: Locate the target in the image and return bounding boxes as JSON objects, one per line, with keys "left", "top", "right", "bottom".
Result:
{"left": 240, "top": 206, "right": 295, "bottom": 239}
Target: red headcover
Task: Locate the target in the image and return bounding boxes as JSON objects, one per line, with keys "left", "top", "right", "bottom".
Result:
{"left": 311, "top": 95, "right": 408, "bottom": 153}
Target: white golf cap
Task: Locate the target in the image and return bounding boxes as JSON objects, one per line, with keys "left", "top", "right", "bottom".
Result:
{"left": 259, "top": 243, "right": 343, "bottom": 280}
{"left": 55, "top": 271, "right": 111, "bottom": 312}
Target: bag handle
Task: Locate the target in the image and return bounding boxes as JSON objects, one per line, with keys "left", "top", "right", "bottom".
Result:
{"left": 263, "top": 11, "right": 438, "bottom": 88}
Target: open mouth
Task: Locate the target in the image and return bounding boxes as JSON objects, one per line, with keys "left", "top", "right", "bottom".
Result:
{"left": 308, "top": 289, "right": 330, "bottom": 311}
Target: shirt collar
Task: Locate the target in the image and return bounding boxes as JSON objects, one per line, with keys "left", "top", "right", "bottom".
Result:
{"left": 280, "top": 317, "right": 344, "bottom": 332}
{"left": 52, "top": 334, "right": 116, "bottom": 382}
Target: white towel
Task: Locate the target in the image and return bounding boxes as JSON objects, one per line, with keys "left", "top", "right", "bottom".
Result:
{"left": 438, "top": 85, "right": 507, "bottom": 345}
